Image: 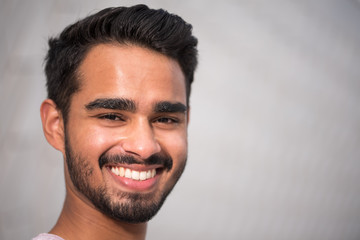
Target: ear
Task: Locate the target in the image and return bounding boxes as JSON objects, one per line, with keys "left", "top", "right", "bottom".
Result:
{"left": 40, "top": 99, "right": 65, "bottom": 153}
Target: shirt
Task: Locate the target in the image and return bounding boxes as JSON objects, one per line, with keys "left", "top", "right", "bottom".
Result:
{"left": 32, "top": 233, "right": 64, "bottom": 240}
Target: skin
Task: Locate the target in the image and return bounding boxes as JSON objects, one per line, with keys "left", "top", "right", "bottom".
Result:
{"left": 40, "top": 44, "right": 189, "bottom": 240}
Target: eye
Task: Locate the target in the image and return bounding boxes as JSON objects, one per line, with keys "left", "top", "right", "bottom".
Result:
{"left": 99, "top": 113, "right": 125, "bottom": 121}
{"left": 155, "top": 117, "right": 179, "bottom": 124}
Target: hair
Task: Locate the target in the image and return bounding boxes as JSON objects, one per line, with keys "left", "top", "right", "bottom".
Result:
{"left": 44, "top": 4, "right": 198, "bottom": 122}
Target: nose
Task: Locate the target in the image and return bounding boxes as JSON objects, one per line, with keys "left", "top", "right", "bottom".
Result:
{"left": 121, "top": 119, "right": 161, "bottom": 159}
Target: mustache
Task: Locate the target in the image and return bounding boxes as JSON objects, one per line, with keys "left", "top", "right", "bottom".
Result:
{"left": 99, "top": 152, "right": 173, "bottom": 171}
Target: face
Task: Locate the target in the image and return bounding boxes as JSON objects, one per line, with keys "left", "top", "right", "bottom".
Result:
{"left": 63, "top": 44, "right": 188, "bottom": 223}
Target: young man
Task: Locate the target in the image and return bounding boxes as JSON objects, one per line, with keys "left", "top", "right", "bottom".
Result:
{"left": 35, "top": 5, "right": 198, "bottom": 240}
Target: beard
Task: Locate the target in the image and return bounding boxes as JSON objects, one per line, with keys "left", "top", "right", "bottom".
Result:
{"left": 64, "top": 134, "right": 187, "bottom": 223}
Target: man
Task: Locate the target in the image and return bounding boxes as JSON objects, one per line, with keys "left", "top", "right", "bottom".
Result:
{"left": 34, "top": 4, "right": 197, "bottom": 240}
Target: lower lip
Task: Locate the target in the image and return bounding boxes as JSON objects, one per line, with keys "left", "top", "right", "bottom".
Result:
{"left": 106, "top": 167, "right": 160, "bottom": 192}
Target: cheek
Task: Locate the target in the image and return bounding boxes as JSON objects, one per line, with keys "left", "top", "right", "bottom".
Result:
{"left": 159, "top": 131, "right": 188, "bottom": 165}
{"left": 69, "top": 124, "right": 112, "bottom": 159}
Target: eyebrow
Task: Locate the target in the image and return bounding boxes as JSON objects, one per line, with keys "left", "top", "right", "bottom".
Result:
{"left": 85, "top": 98, "right": 136, "bottom": 112}
{"left": 154, "top": 101, "right": 187, "bottom": 113}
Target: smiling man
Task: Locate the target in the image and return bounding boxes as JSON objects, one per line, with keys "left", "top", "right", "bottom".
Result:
{"left": 35, "top": 5, "right": 197, "bottom": 240}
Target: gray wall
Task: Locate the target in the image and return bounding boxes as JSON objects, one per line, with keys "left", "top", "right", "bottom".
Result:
{"left": 1, "top": 0, "right": 360, "bottom": 239}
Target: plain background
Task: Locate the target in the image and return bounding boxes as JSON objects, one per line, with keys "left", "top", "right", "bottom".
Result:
{"left": 1, "top": 0, "right": 360, "bottom": 239}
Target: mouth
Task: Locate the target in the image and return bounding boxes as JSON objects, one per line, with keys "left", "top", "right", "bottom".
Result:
{"left": 110, "top": 166, "right": 157, "bottom": 181}
{"left": 106, "top": 164, "right": 164, "bottom": 192}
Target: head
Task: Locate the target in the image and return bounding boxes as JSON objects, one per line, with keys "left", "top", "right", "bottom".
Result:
{"left": 45, "top": 4, "right": 197, "bottom": 124}
{"left": 41, "top": 5, "right": 198, "bottom": 223}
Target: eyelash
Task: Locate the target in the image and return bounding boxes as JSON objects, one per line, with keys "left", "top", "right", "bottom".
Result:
{"left": 99, "top": 114, "right": 125, "bottom": 121}
{"left": 155, "top": 117, "right": 179, "bottom": 124}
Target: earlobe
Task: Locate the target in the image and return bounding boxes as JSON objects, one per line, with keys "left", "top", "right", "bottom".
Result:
{"left": 40, "top": 99, "right": 65, "bottom": 152}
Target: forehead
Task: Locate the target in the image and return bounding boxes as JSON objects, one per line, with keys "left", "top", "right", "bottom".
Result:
{"left": 75, "top": 44, "right": 186, "bottom": 106}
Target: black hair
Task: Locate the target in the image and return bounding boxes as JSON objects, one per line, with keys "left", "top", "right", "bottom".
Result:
{"left": 44, "top": 4, "right": 198, "bottom": 122}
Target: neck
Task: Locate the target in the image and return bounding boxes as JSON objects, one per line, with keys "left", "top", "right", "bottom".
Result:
{"left": 50, "top": 186, "right": 147, "bottom": 240}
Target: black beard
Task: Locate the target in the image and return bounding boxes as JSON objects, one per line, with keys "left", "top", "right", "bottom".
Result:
{"left": 64, "top": 133, "right": 186, "bottom": 223}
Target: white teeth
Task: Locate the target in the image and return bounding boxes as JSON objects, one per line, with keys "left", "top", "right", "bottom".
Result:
{"left": 111, "top": 167, "right": 157, "bottom": 181}
{"left": 132, "top": 170, "right": 140, "bottom": 180}
{"left": 146, "top": 170, "right": 151, "bottom": 179}
{"left": 125, "top": 168, "right": 132, "bottom": 178}
{"left": 119, "top": 167, "right": 125, "bottom": 177}
{"left": 140, "top": 171, "right": 147, "bottom": 180}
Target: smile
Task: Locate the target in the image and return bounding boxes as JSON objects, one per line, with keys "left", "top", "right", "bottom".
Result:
{"left": 110, "top": 166, "right": 156, "bottom": 181}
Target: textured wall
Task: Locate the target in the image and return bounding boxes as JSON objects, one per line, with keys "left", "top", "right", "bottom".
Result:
{"left": 1, "top": 0, "right": 360, "bottom": 239}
